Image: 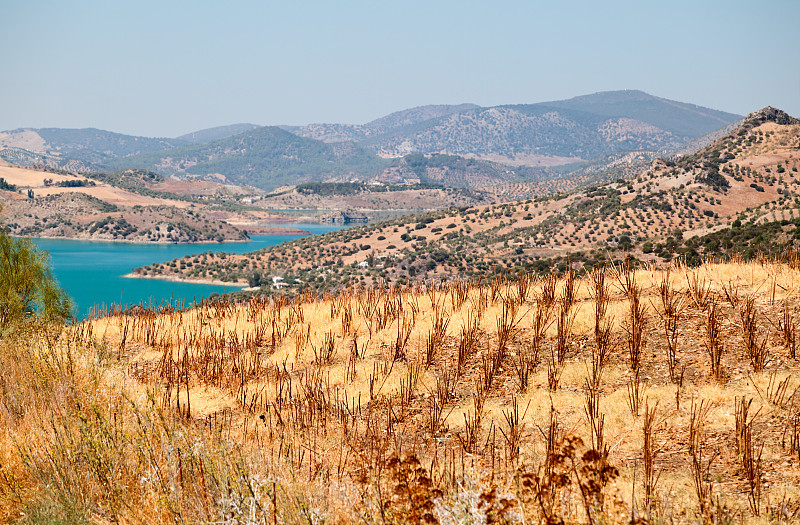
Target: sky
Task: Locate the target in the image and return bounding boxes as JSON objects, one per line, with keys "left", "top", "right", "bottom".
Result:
{"left": 2, "top": 0, "right": 799, "bottom": 138}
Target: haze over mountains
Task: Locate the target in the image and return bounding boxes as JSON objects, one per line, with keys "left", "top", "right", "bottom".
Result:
{"left": 0, "top": 90, "right": 742, "bottom": 192}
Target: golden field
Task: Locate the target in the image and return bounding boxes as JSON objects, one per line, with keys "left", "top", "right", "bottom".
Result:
{"left": 2, "top": 260, "right": 800, "bottom": 523}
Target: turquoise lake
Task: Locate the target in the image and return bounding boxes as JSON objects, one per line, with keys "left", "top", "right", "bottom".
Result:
{"left": 30, "top": 224, "right": 346, "bottom": 319}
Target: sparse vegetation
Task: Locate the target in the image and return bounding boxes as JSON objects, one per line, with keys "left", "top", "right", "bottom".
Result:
{"left": 2, "top": 258, "right": 800, "bottom": 523}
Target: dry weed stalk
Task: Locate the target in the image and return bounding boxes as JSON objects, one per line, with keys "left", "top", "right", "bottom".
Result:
{"left": 392, "top": 315, "right": 414, "bottom": 361}
{"left": 626, "top": 369, "right": 644, "bottom": 417}
{"left": 556, "top": 269, "right": 578, "bottom": 364}
{"left": 687, "top": 271, "right": 712, "bottom": 310}
{"left": 780, "top": 302, "right": 797, "bottom": 359}
{"left": 642, "top": 400, "right": 660, "bottom": 517}
{"left": 312, "top": 330, "right": 336, "bottom": 365}
{"left": 739, "top": 296, "right": 768, "bottom": 372}
{"left": 735, "top": 397, "right": 764, "bottom": 515}
{"left": 757, "top": 371, "right": 793, "bottom": 408}
{"left": 456, "top": 314, "right": 479, "bottom": 379}
{"left": 499, "top": 398, "right": 530, "bottom": 465}
{"left": 584, "top": 378, "right": 605, "bottom": 452}
{"left": 540, "top": 274, "right": 557, "bottom": 310}
{"left": 656, "top": 269, "right": 685, "bottom": 383}
{"left": 424, "top": 307, "right": 450, "bottom": 368}
{"left": 688, "top": 399, "right": 715, "bottom": 519}
{"left": 589, "top": 268, "right": 613, "bottom": 388}
{"left": 449, "top": 279, "right": 472, "bottom": 311}
{"left": 458, "top": 391, "right": 485, "bottom": 454}
{"left": 524, "top": 404, "right": 563, "bottom": 523}
{"left": 704, "top": 302, "right": 725, "bottom": 382}
{"left": 583, "top": 271, "right": 613, "bottom": 446}
{"left": 518, "top": 299, "right": 553, "bottom": 393}
{"left": 547, "top": 347, "right": 562, "bottom": 392}
{"left": 618, "top": 264, "right": 646, "bottom": 372}
{"left": 515, "top": 271, "right": 533, "bottom": 304}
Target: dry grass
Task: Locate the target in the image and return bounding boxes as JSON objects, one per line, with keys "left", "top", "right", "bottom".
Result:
{"left": 2, "top": 260, "right": 800, "bottom": 523}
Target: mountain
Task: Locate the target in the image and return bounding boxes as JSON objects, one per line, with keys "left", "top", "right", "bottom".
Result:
{"left": 365, "top": 103, "right": 481, "bottom": 134}
{"left": 523, "top": 89, "right": 739, "bottom": 137}
{"left": 380, "top": 153, "right": 551, "bottom": 188}
{"left": 281, "top": 103, "right": 480, "bottom": 143}
{"left": 175, "top": 123, "right": 260, "bottom": 144}
{"left": 108, "top": 126, "right": 388, "bottom": 191}
{"left": 287, "top": 91, "right": 742, "bottom": 167}
{"left": 0, "top": 128, "right": 183, "bottom": 166}
{"left": 135, "top": 106, "right": 800, "bottom": 290}
{"left": 0, "top": 91, "right": 743, "bottom": 195}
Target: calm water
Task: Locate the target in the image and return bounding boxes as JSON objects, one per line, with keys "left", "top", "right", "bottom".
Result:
{"left": 30, "top": 224, "right": 345, "bottom": 319}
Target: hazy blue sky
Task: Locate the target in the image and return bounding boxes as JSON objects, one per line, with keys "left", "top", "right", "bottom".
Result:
{"left": 3, "top": 0, "right": 798, "bottom": 137}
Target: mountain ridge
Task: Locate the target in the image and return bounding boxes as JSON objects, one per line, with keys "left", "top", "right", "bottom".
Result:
{"left": 0, "top": 90, "right": 744, "bottom": 193}
{"left": 286, "top": 90, "right": 742, "bottom": 167}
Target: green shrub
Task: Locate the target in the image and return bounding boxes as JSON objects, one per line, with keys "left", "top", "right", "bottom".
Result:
{"left": 0, "top": 232, "right": 72, "bottom": 332}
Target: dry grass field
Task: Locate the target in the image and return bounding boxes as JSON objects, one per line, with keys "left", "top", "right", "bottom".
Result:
{"left": 2, "top": 259, "right": 800, "bottom": 523}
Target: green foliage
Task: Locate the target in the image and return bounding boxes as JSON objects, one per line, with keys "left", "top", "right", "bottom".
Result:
{"left": 0, "top": 177, "right": 17, "bottom": 191}
{"left": 0, "top": 232, "right": 72, "bottom": 331}
{"left": 296, "top": 182, "right": 369, "bottom": 196}
{"left": 695, "top": 168, "right": 730, "bottom": 191}
{"left": 53, "top": 179, "right": 96, "bottom": 188}
{"left": 296, "top": 181, "right": 444, "bottom": 196}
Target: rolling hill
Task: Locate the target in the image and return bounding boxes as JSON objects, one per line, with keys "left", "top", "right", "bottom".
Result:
{"left": 0, "top": 127, "right": 183, "bottom": 167}
{"left": 107, "top": 126, "right": 389, "bottom": 192}
{"left": 0, "top": 164, "right": 304, "bottom": 243}
{"left": 133, "top": 106, "right": 799, "bottom": 288}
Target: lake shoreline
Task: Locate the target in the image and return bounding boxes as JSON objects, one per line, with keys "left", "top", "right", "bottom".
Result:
{"left": 30, "top": 225, "right": 346, "bottom": 319}
{"left": 20, "top": 225, "right": 312, "bottom": 245}
{"left": 123, "top": 272, "right": 247, "bottom": 288}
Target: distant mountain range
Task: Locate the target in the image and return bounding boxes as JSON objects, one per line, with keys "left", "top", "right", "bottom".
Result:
{"left": 105, "top": 126, "right": 386, "bottom": 190}
{"left": 0, "top": 91, "right": 742, "bottom": 192}
{"left": 287, "top": 90, "right": 741, "bottom": 164}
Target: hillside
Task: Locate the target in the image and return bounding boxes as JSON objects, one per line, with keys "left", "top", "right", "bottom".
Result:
{"left": 0, "top": 127, "right": 183, "bottom": 167}
{"left": 251, "top": 182, "right": 490, "bottom": 219}
{"left": 240, "top": 152, "right": 557, "bottom": 220}
{"left": 108, "top": 126, "right": 389, "bottom": 192}
{"left": 133, "top": 106, "right": 800, "bottom": 287}
{"left": 283, "top": 103, "right": 481, "bottom": 142}
{"left": 0, "top": 165, "right": 304, "bottom": 243}
{"left": 175, "top": 123, "right": 260, "bottom": 144}
{"left": 380, "top": 153, "right": 552, "bottom": 188}
{"left": 288, "top": 91, "right": 742, "bottom": 167}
